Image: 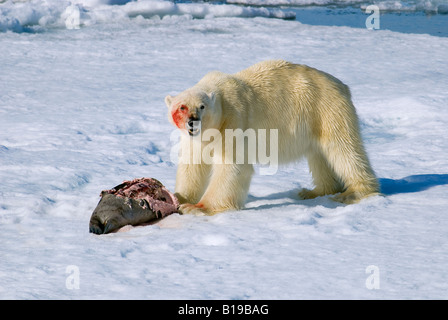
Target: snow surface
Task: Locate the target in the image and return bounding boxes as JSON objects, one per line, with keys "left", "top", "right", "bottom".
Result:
{"left": 0, "top": 0, "right": 295, "bottom": 32}
{"left": 1, "top": 0, "right": 448, "bottom": 300}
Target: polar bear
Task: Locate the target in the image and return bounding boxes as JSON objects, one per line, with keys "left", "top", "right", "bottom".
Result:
{"left": 165, "top": 60, "right": 379, "bottom": 215}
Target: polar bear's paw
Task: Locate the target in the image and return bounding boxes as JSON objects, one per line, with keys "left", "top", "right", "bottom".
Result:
{"left": 179, "top": 203, "right": 210, "bottom": 216}
{"left": 298, "top": 188, "right": 321, "bottom": 200}
{"left": 332, "top": 189, "right": 379, "bottom": 204}
{"left": 332, "top": 191, "right": 359, "bottom": 204}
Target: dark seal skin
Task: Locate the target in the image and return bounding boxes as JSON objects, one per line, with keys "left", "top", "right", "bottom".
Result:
{"left": 89, "top": 178, "right": 179, "bottom": 234}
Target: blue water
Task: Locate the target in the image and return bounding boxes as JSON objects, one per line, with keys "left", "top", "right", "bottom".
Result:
{"left": 190, "top": 1, "right": 448, "bottom": 37}
{"left": 290, "top": 6, "right": 448, "bottom": 37}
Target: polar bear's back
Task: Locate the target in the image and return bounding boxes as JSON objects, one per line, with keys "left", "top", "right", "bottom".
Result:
{"left": 235, "top": 60, "right": 352, "bottom": 127}
{"left": 236, "top": 60, "right": 350, "bottom": 101}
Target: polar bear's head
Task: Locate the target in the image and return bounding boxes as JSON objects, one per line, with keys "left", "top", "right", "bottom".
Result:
{"left": 165, "top": 88, "right": 221, "bottom": 136}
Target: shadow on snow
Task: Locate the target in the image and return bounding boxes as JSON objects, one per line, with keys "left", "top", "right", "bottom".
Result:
{"left": 246, "top": 174, "right": 448, "bottom": 210}
{"left": 379, "top": 174, "right": 448, "bottom": 195}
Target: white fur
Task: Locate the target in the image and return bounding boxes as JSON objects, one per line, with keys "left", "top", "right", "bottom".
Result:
{"left": 165, "top": 60, "right": 379, "bottom": 215}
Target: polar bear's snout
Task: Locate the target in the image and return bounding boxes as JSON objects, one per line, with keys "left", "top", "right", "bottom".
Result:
{"left": 187, "top": 116, "right": 201, "bottom": 136}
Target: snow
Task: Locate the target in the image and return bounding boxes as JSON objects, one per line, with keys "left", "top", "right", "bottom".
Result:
{"left": 1, "top": 0, "right": 448, "bottom": 299}
{"left": 0, "top": 0, "right": 295, "bottom": 32}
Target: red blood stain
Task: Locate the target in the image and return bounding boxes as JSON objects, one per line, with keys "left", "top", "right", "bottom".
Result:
{"left": 195, "top": 202, "right": 205, "bottom": 209}
{"left": 171, "top": 104, "right": 188, "bottom": 129}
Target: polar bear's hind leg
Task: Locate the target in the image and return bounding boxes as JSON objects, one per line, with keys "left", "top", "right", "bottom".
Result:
{"left": 321, "top": 128, "right": 379, "bottom": 204}
{"left": 299, "top": 149, "right": 345, "bottom": 200}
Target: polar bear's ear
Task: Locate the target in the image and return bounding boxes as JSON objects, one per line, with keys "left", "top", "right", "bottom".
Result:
{"left": 208, "top": 92, "right": 216, "bottom": 105}
{"left": 164, "top": 95, "right": 173, "bottom": 108}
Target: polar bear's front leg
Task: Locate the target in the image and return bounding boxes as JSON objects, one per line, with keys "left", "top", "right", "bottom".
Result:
{"left": 175, "top": 162, "right": 211, "bottom": 205}
{"left": 180, "top": 163, "right": 254, "bottom": 216}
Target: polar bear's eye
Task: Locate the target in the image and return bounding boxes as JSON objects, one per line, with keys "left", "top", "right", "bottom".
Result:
{"left": 200, "top": 105, "right": 205, "bottom": 110}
